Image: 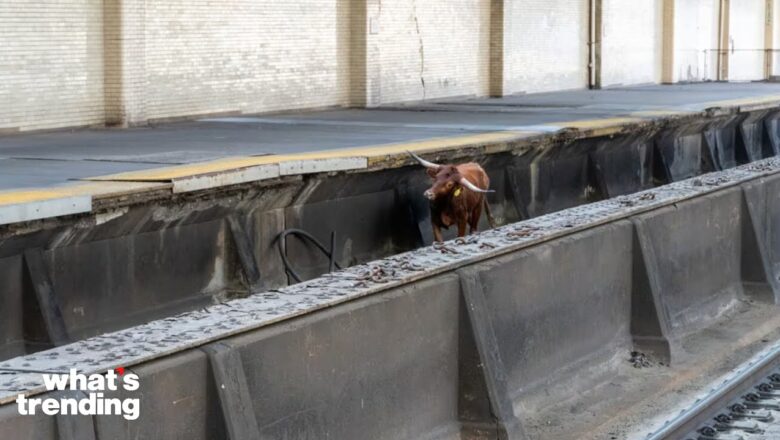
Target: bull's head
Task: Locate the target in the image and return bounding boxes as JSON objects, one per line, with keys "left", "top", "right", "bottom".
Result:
{"left": 407, "top": 151, "right": 493, "bottom": 201}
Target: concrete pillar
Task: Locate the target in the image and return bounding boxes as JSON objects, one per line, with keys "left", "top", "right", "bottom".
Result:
{"left": 489, "top": 0, "right": 505, "bottom": 97}
{"left": 103, "top": 0, "right": 146, "bottom": 127}
{"left": 718, "top": 0, "right": 730, "bottom": 80}
{"left": 765, "top": 0, "right": 774, "bottom": 78}
{"left": 589, "top": 0, "right": 603, "bottom": 89}
{"left": 348, "top": 0, "right": 367, "bottom": 107}
{"left": 661, "top": 0, "right": 675, "bottom": 84}
{"left": 349, "top": 0, "right": 382, "bottom": 107}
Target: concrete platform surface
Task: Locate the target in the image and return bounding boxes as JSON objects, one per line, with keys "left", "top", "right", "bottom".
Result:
{"left": 1, "top": 82, "right": 780, "bottom": 223}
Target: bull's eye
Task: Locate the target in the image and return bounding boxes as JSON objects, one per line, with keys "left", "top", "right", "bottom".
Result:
{"left": 446, "top": 181, "right": 454, "bottom": 188}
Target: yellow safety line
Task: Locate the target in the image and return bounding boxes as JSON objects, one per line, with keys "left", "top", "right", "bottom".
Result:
{"left": 4, "top": 91, "right": 780, "bottom": 205}
{"left": 0, "top": 190, "right": 72, "bottom": 206}
{"left": 700, "top": 93, "right": 780, "bottom": 109}
{"left": 547, "top": 116, "right": 644, "bottom": 130}
{"left": 0, "top": 182, "right": 169, "bottom": 207}
{"left": 83, "top": 131, "right": 537, "bottom": 182}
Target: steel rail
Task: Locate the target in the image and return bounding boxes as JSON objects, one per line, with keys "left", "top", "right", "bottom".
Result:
{"left": 646, "top": 343, "right": 780, "bottom": 440}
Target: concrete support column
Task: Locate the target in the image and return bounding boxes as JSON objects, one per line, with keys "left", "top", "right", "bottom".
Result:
{"left": 717, "top": 0, "right": 730, "bottom": 80}
{"left": 488, "top": 0, "right": 505, "bottom": 97}
{"left": 589, "top": 0, "right": 603, "bottom": 89}
{"left": 661, "top": 0, "right": 675, "bottom": 84}
{"left": 103, "top": 0, "right": 146, "bottom": 127}
{"left": 348, "top": 0, "right": 367, "bottom": 107}
{"left": 765, "top": 0, "right": 774, "bottom": 78}
{"left": 350, "top": 0, "right": 382, "bottom": 107}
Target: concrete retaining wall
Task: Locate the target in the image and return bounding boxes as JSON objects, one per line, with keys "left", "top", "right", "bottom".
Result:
{"left": 635, "top": 188, "right": 745, "bottom": 336}
{"left": 472, "top": 221, "right": 634, "bottom": 399}
{"left": 1, "top": 110, "right": 780, "bottom": 361}
{"left": 2, "top": 159, "right": 779, "bottom": 438}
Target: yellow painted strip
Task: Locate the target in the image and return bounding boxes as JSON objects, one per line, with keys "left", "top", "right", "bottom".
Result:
{"left": 0, "top": 190, "right": 70, "bottom": 206}
{"left": 630, "top": 109, "right": 699, "bottom": 118}
{"left": 0, "top": 181, "right": 169, "bottom": 207}
{"left": 84, "top": 131, "right": 537, "bottom": 182}
{"left": 538, "top": 116, "right": 646, "bottom": 138}
{"left": 547, "top": 117, "right": 644, "bottom": 130}
{"left": 55, "top": 181, "right": 171, "bottom": 197}
{"left": 349, "top": 131, "right": 533, "bottom": 158}
{"left": 85, "top": 156, "right": 274, "bottom": 182}
{"left": 701, "top": 94, "right": 780, "bottom": 109}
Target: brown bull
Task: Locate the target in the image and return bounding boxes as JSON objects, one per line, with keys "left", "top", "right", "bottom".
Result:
{"left": 408, "top": 151, "right": 495, "bottom": 242}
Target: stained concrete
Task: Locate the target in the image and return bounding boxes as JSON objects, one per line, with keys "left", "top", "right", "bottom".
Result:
{"left": 2, "top": 83, "right": 780, "bottom": 191}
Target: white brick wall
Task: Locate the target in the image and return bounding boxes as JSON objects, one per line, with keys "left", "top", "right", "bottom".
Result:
{"left": 773, "top": 0, "right": 780, "bottom": 75}
{"left": 369, "top": 0, "right": 491, "bottom": 104}
{"left": 0, "top": 0, "right": 104, "bottom": 132}
{"left": 503, "top": 0, "right": 589, "bottom": 94}
{"left": 673, "top": 0, "right": 719, "bottom": 82}
{"left": 143, "top": 0, "right": 351, "bottom": 120}
{"left": 601, "top": 0, "right": 663, "bottom": 86}
{"left": 1, "top": 1, "right": 777, "bottom": 132}
{"left": 728, "top": 0, "right": 766, "bottom": 81}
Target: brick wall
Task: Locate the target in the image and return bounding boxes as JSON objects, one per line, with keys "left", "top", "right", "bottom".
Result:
{"left": 503, "top": 0, "right": 589, "bottom": 94}
{"left": 728, "top": 0, "right": 766, "bottom": 81}
{"left": 673, "top": 0, "right": 718, "bottom": 82}
{"left": 0, "top": 0, "right": 777, "bottom": 132}
{"left": 774, "top": 0, "right": 780, "bottom": 75}
{"left": 367, "top": 0, "right": 491, "bottom": 104}
{"left": 601, "top": 0, "right": 663, "bottom": 87}
{"left": 143, "top": 0, "right": 351, "bottom": 121}
{"left": 0, "top": 0, "right": 104, "bottom": 132}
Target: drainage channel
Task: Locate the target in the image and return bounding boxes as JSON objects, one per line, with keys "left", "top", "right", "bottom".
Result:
{"left": 2, "top": 156, "right": 780, "bottom": 439}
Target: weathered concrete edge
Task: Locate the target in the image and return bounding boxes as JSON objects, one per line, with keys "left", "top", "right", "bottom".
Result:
{"left": 0, "top": 155, "right": 778, "bottom": 405}
{"left": 171, "top": 163, "right": 281, "bottom": 193}
{"left": 0, "top": 196, "right": 91, "bottom": 226}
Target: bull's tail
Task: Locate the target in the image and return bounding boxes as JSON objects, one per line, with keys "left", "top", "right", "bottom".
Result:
{"left": 484, "top": 198, "right": 496, "bottom": 229}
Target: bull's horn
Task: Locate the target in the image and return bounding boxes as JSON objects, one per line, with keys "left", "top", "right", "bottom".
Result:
{"left": 407, "top": 151, "right": 441, "bottom": 169}
{"left": 459, "top": 176, "right": 495, "bottom": 193}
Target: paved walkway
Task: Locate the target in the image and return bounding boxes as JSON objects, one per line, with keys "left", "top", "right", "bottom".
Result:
{"left": 1, "top": 82, "right": 780, "bottom": 224}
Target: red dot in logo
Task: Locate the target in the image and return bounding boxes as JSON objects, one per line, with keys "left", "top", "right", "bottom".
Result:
{"left": 115, "top": 367, "right": 125, "bottom": 376}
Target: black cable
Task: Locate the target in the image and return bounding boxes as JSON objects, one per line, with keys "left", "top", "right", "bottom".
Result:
{"left": 276, "top": 228, "right": 342, "bottom": 283}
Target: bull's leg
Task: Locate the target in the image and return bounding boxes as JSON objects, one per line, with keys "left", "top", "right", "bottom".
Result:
{"left": 469, "top": 202, "right": 483, "bottom": 234}
{"left": 432, "top": 224, "right": 444, "bottom": 243}
{"left": 457, "top": 219, "right": 467, "bottom": 237}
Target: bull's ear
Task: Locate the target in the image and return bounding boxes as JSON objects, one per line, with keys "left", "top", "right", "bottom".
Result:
{"left": 426, "top": 168, "right": 438, "bottom": 179}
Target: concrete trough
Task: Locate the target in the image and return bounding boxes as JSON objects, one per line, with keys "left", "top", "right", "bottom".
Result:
{"left": 1, "top": 156, "right": 780, "bottom": 439}
{"left": 469, "top": 221, "right": 634, "bottom": 404}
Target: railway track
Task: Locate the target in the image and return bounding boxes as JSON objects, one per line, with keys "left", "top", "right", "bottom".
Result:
{"left": 646, "top": 344, "right": 780, "bottom": 440}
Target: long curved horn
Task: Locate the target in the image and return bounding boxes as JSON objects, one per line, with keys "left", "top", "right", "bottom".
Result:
{"left": 459, "top": 176, "right": 495, "bottom": 193}
{"left": 407, "top": 151, "right": 441, "bottom": 170}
